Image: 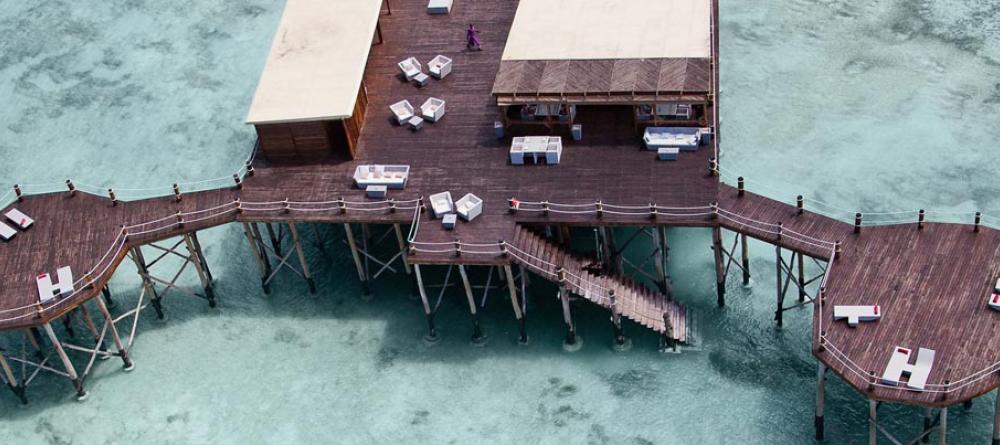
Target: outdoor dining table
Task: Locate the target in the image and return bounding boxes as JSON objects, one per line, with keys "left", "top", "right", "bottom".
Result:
{"left": 510, "top": 136, "right": 562, "bottom": 165}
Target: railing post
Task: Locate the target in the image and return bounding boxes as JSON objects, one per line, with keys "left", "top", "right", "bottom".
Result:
{"left": 66, "top": 179, "right": 76, "bottom": 196}
{"left": 108, "top": 188, "right": 117, "bottom": 206}
{"left": 233, "top": 174, "right": 242, "bottom": 189}
{"left": 596, "top": 200, "right": 603, "bottom": 218}
{"left": 737, "top": 177, "right": 744, "bottom": 196}
{"left": 918, "top": 209, "right": 925, "bottom": 230}
{"left": 975, "top": 212, "right": 982, "bottom": 233}
{"left": 173, "top": 183, "right": 181, "bottom": 202}
{"left": 13, "top": 184, "right": 22, "bottom": 202}
{"left": 854, "top": 213, "right": 862, "bottom": 234}
{"left": 649, "top": 203, "right": 658, "bottom": 220}
{"left": 796, "top": 195, "right": 804, "bottom": 215}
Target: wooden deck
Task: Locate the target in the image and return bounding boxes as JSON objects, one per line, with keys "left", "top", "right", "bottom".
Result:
{"left": 1, "top": 0, "right": 999, "bottom": 409}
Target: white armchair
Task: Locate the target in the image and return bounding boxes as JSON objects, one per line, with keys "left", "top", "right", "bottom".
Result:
{"left": 455, "top": 194, "right": 483, "bottom": 221}
{"left": 421, "top": 97, "right": 447, "bottom": 122}
{"left": 398, "top": 57, "right": 422, "bottom": 80}
{"left": 428, "top": 55, "right": 453, "bottom": 79}
{"left": 429, "top": 191, "right": 455, "bottom": 219}
{"left": 390, "top": 100, "right": 414, "bottom": 125}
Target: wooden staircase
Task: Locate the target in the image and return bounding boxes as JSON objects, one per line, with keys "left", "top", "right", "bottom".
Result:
{"left": 509, "top": 226, "right": 687, "bottom": 343}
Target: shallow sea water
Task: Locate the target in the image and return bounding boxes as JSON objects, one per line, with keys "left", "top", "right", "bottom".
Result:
{"left": 2, "top": 0, "right": 1000, "bottom": 443}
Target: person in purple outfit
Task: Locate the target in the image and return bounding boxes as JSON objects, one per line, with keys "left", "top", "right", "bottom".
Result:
{"left": 466, "top": 24, "right": 482, "bottom": 51}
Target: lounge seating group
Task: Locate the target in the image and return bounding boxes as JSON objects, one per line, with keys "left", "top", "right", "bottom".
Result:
{"left": 429, "top": 191, "right": 483, "bottom": 229}
{"left": 390, "top": 98, "right": 447, "bottom": 131}
{"left": 643, "top": 127, "right": 713, "bottom": 161}
{"left": 398, "top": 55, "right": 452, "bottom": 86}
{"left": 354, "top": 165, "right": 410, "bottom": 191}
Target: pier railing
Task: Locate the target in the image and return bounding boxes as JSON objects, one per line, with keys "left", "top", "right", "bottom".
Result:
{"left": 719, "top": 166, "right": 1000, "bottom": 231}
{"left": 0, "top": 197, "right": 419, "bottom": 326}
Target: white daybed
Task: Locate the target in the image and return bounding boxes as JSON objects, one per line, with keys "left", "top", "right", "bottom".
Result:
{"left": 353, "top": 165, "right": 410, "bottom": 189}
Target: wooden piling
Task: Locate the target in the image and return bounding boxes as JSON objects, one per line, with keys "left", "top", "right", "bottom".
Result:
{"left": 413, "top": 264, "right": 438, "bottom": 342}
{"left": 609, "top": 289, "right": 625, "bottom": 347}
{"left": 992, "top": 389, "right": 1000, "bottom": 445}
{"left": 797, "top": 252, "right": 806, "bottom": 302}
{"left": 241, "top": 222, "right": 271, "bottom": 294}
{"left": 816, "top": 362, "right": 825, "bottom": 440}
{"left": 42, "top": 322, "right": 87, "bottom": 400}
{"left": 344, "top": 223, "right": 371, "bottom": 296}
{"left": 652, "top": 227, "right": 670, "bottom": 296}
{"left": 95, "top": 295, "right": 133, "bottom": 371}
{"left": 0, "top": 351, "right": 26, "bottom": 404}
{"left": 712, "top": 226, "right": 725, "bottom": 307}
{"left": 740, "top": 233, "right": 750, "bottom": 285}
{"left": 392, "top": 223, "right": 412, "bottom": 274}
{"left": 458, "top": 265, "right": 484, "bottom": 344}
{"left": 129, "top": 247, "right": 165, "bottom": 318}
{"left": 868, "top": 399, "right": 877, "bottom": 445}
{"left": 559, "top": 286, "right": 577, "bottom": 347}
{"left": 288, "top": 223, "right": 317, "bottom": 294}
{"left": 775, "top": 245, "right": 784, "bottom": 328}
{"left": 504, "top": 265, "right": 527, "bottom": 344}
{"left": 923, "top": 407, "right": 933, "bottom": 444}
{"left": 183, "top": 233, "right": 216, "bottom": 306}
{"left": 939, "top": 407, "right": 948, "bottom": 445}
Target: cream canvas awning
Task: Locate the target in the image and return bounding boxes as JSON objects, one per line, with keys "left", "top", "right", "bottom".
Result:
{"left": 246, "top": 0, "right": 382, "bottom": 125}
{"left": 501, "top": 0, "right": 711, "bottom": 61}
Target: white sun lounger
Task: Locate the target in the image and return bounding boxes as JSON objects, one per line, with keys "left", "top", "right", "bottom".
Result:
{"left": 5, "top": 208, "right": 33, "bottom": 229}
{"left": 833, "top": 305, "right": 880, "bottom": 327}
{"left": 881, "top": 346, "right": 935, "bottom": 391}
{"left": 0, "top": 221, "right": 16, "bottom": 241}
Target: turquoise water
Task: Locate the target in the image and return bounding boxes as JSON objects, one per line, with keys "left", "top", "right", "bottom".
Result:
{"left": 3, "top": 0, "right": 1000, "bottom": 443}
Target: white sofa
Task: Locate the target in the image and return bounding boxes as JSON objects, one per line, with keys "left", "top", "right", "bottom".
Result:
{"left": 455, "top": 193, "right": 483, "bottom": 221}
{"left": 398, "top": 57, "right": 422, "bottom": 80}
{"left": 421, "top": 97, "right": 447, "bottom": 122}
{"left": 428, "top": 55, "right": 453, "bottom": 79}
{"left": 390, "top": 100, "right": 414, "bottom": 125}
{"left": 353, "top": 165, "right": 410, "bottom": 189}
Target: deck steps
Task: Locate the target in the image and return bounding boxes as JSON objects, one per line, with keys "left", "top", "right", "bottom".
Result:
{"left": 510, "top": 226, "right": 686, "bottom": 342}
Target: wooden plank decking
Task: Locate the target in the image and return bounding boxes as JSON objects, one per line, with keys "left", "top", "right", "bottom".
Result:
{"left": 0, "top": 0, "right": 999, "bottom": 409}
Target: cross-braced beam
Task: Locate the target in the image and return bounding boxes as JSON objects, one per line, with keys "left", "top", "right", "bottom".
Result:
{"left": 129, "top": 232, "right": 216, "bottom": 316}
{"left": 241, "top": 222, "right": 315, "bottom": 294}
{"left": 774, "top": 246, "right": 826, "bottom": 327}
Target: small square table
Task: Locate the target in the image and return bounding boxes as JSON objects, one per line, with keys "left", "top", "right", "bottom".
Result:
{"left": 407, "top": 116, "right": 424, "bottom": 131}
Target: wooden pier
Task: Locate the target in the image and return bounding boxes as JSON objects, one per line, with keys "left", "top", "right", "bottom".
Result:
{"left": 2, "top": 0, "right": 1000, "bottom": 442}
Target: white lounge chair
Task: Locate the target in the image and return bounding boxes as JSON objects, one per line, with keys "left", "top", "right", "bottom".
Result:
{"left": 455, "top": 193, "right": 483, "bottom": 221}
{"left": 398, "top": 57, "right": 422, "bottom": 80}
{"left": 428, "top": 55, "right": 453, "bottom": 79}
{"left": 421, "top": 98, "right": 447, "bottom": 122}
{"left": 390, "top": 100, "right": 414, "bottom": 125}
{"left": 881, "top": 346, "right": 935, "bottom": 390}
{"left": 0, "top": 221, "right": 16, "bottom": 241}
{"left": 832, "top": 305, "right": 881, "bottom": 327}
{"left": 36, "top": 266, "right": 74, "bottom": 304}
{"left": 429, "top": 191, "right": 454, "bottom": 219}
{"left": 5, "top": 208, "right": 33, "bottom": 229}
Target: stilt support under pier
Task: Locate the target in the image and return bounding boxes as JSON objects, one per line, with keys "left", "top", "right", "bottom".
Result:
{"left": 129, "top": 246, "right": 164, "bottom": 319}
{"left": 458, "top": 265, "right": 485, "bottom": 344}
{"left": 344, "top": 223, "right": 372, "bottom": 296}
{"left": 0, "top": 350, "right": 26, "bottom": 404}
{"left": 559, "top": 286, "right": 579, "bottom": 350}
{"left": 992, "top": 389, "right": 1000, "bottom": 445}
{"left": 740, "top": 233, "right": 750, "bottom": 285}
{"left": 42, "top": 323, "right": 87, "bottom": 401}
{"left": 504, "top": 265, "right": 528, "bottom": 344}
{"left": 241, "top": 222, "right": 315, "bottom": 295}
{"left": 816, "top": 362, "right": 825, "bottom": 440}
{"left": 413, "top": 264, "right": 438, "bottom": 342}
{"left": 712, "top": 226, "right": 726, "bottom": 306}
{"left": 608, "top": 289, "right": 628, "bottom": 350}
